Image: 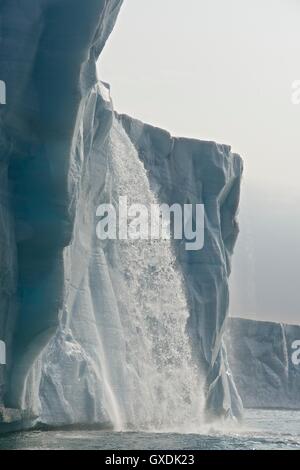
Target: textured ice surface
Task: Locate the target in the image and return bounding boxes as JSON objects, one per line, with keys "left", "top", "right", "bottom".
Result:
{"left": 0, "top": 0, "right": 243, "bottom": 427}
{"left": 119, "top": 115, "right": 244, "bottom": 419}
{"left": 227, "top": 318, "right": 300, "bottom": 410}
{"left": 34, "top": 114, "right": 205, "bottom": 430}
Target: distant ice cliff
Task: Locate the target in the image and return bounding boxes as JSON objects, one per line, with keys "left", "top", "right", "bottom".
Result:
{"left": 227, "top": 318, "right": 300, "bottom": 410}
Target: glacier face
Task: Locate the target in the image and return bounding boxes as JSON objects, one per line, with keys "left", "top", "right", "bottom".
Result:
{"left": 33, "top": 108, "right": 205, "bottom": 430}
{"left": 0, "top": 0, "right": 243, "bottom": 428}
{"left": 29, "top": 88, "right": 243, "bottom": 428}
{"left": 227, "top": 318, "right": 300, "bottom": 410}
{"left": 118, "top": 115, "right": 244, "bottom": 420}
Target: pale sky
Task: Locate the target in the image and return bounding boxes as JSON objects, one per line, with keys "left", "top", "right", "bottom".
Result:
{"left": 99, "top": 0, "right": 300, "bottom": 324}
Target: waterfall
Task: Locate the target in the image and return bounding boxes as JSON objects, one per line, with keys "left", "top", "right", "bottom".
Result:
{"left": 104, "top": 119, "right": 204, "bottom": 430}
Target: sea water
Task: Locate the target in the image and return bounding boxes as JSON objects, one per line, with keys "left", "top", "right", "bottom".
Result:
{"left": 0, "top": 410, "right": 299, "bottom": 450}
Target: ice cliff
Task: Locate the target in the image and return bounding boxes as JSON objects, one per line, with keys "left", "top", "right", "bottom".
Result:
{"left": 0, "top": 0, "right": 243, "bottom": 429}
{"left": 227, "top": 318, "right": 300, "bottom": 410}
{"left": 118, "top": 115, "right": 244, "bottom": 419}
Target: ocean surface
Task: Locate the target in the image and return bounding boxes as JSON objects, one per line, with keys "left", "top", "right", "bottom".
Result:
{"left": 0, "top": 410, "right": 299, "bottom": 450}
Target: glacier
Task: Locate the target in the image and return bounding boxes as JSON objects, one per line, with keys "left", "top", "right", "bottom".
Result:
{"left": 227, "top": 318, "right": 300, "bottom": 410}
{"left": 0, "top": 0, "right": 245, "bottom": 430}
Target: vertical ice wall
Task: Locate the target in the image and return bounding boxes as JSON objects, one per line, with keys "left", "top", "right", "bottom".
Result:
{"left": 0, "top": 0, "right": 124, "bottom": 411}
{"left": 119, "top": 115, "right": 244, "bottom": 419}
